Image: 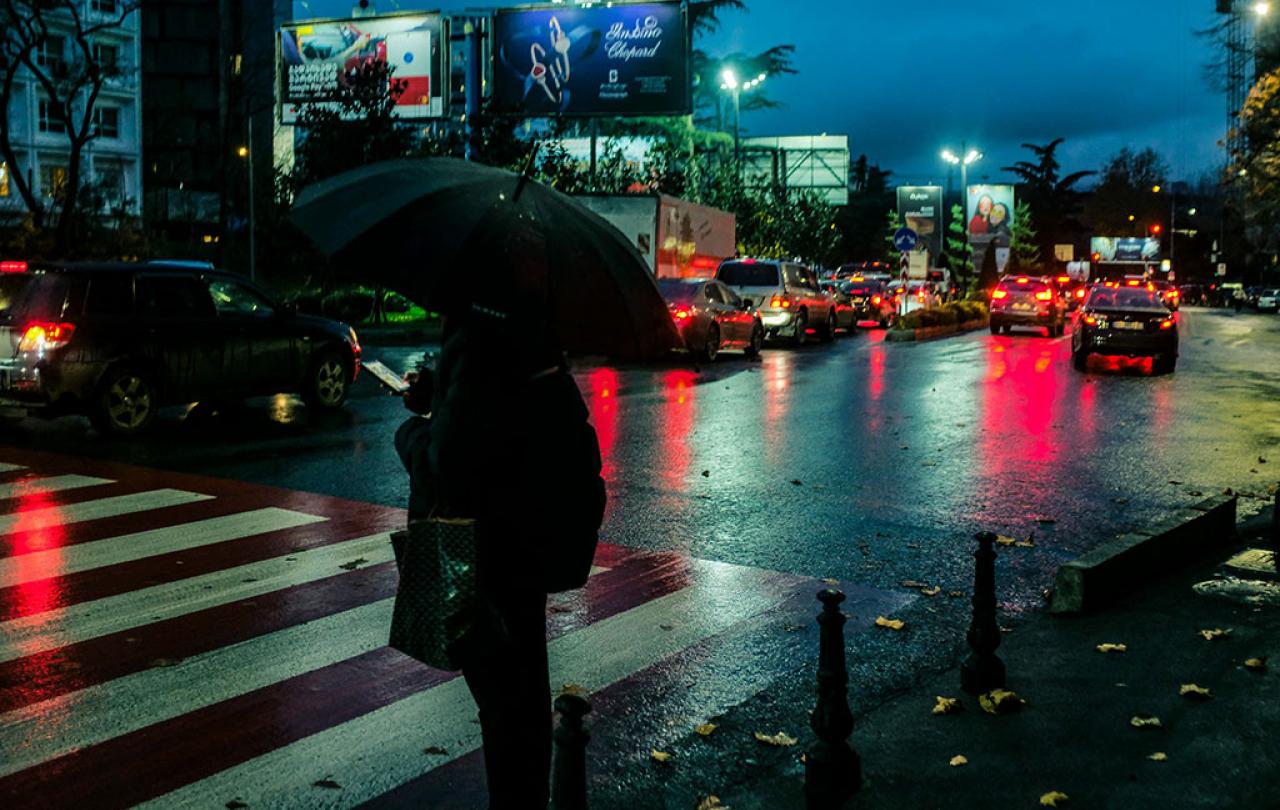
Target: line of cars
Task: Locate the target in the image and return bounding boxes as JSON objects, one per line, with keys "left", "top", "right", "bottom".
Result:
{"left": 658, "top": 258, "right": 903, "bottom": 361}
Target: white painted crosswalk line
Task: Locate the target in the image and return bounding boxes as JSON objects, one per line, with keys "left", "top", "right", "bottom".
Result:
{"left": 0, "top": 463, "right": 27, "bottom": 474}
{"left": 0, "top": 508, "right": 327, "bottom": 588}
{"left": 0, "top": 531, "right": 393, "bottom": 663}
{"left": 143, "top": 562, "right": 789, "bottom": 810}
{"left": 0, "top": 489, "right": 213, "bottom": 536}
{"left": 0, "top": 474, "right": 114, "bottom": 501}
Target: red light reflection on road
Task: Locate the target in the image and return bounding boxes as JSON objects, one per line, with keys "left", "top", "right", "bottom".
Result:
{"left": 761, "top": 352, "right": 793, "bottom": 464}
{"left": 585, "top": 368, "right": 621, "bottom": 482}
{"left": 658, "top": 370, "right": 699, "bottom": 491}
{"left": 6, "top": 491, "right": 66, "bottom": 620}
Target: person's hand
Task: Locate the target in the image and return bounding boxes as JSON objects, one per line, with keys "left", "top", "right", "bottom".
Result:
{"left": 402, "top": 368, "right": 434, "bottom": 415}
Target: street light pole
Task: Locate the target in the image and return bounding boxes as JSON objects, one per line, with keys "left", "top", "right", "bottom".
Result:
{"left": 247, "top": 115, "right": 256, "bottom": 284}
{"left": 732, "top": 84, "right": 741, "bottom": 165}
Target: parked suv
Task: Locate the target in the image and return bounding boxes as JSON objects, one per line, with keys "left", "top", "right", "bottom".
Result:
{"left": 0, "top": 261, "right": 361, "bottom": 435}
{"left": 715, "top": 259, "right": 837, "bottom": 345}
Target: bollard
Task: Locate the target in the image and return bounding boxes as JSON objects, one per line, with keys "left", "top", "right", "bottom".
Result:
{"left": 550, "top": 693, "right": 591, "bottom": 810}
{"left": 961, "top": 532, "right": 1006, "bottom": 694}
{"left": 805, "top": 588, "right": 860, "bottom": 808}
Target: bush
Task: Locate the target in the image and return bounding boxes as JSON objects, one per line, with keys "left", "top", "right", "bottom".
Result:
{"left": 894, "top": 300, "right": 988, "bottom": 331}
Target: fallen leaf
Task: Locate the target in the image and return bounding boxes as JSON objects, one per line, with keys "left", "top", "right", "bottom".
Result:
{"left": 1168, "top": 480, "right": 1183, "bottom": 485}
{"left": 900, "top": 445, "right": 910, "bottom": 450}
{"left": 1187, "top": 490, "right": 1203, "bottom": 496}
{"left": 949, "top": 591, "right": 965, "bottom": 598}
{"left": 753, "top": 731, "right": 798, "bottom": 747}
{"left": 558, "top": 683, "right": 589, "bottom": 697}
{"left": 423, "top": 746, "right": 448, "bottom": 756}
{"left": 1040, "top": 791, "right": 1070, "bottom": 807}
{"left": 1261, "top": 457, "right": 1269, "bottom": 464}
{"left": 1096, "top": 643, "right": 1128, "bottom": 654}
{"left": 1199, "top": 628, "right": 1233, "bottom": 641}
{"left": 1245, "top": 657, "right": 1268, "bottom": 672}
{"left": 979, "top": 689, "right": 1024, "bottom": 715}
{"left": 1015, "top": 536, "right": 1036, "bottom": 548}
{"left": 949, "top": 755, "right": 968, "bottom": 767}
{"left": 148, "top": 657, "right": 184, "bottom": 668}
{"left": 1113, "top": 497, "right": 1130, "bottom": 505}
{"left": 1036, "top": 517, "right": 1057, "bottom": 525}
{"left": 695, "top": 723, "right": 719, "bottom": 736}
{"left": 696, "top": 797, "right": 728, "bottom": 810}
{"left": 790, "top": 479, "right": 803, "bottom": 486}
{"left": 995, "top": 535, "right": 1017, "bottom": 546}
{"left": 338, "top": 558, "right": 368, "bottom": 571}
{"left": 1223, "top": 487, "right": 1235, "bottom": 496}
{"left": 932, "top": 696, "right": 962, "bottom": 715}
{"left": 650, "top": 750, "right": 672, "bottom": 762}
{"left": 313, "top": 779, "right": 342, "bottom": 790}
{"left": 1148, "top": 752, "right": 1168, "bottom": 762}
{"left": 875, "top": 616, "right": 906, "bottom": 631}
{"left": 1179, "top": 683, "right": 1213, "bottom": 700}
{"left": 1130, "top": 715, "right": 1162, "bottom": 728}
{"left": 701, "top": 470, "right": 710, "bottom": 477}
{"left": 901, "top": 579, "right": 928, "bottom": 589}
{"left": 822, "top": 578, "right": 840, "bottom": 585}
{"left": 921, "top": 586, "right": 942, "bottom": 597}
{"left": 659, "top": 624, "right": 675, "bottom": 631}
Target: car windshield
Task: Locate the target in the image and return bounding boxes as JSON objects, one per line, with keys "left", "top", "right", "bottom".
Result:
{"left": 1087, "top": 288, "right": 1162, "bottom": 308}
{"left": 717, "top": 262, "right": 780, "bottom": 287}
{"left": 657, "top": 280, "right": 700, "bottom": 303}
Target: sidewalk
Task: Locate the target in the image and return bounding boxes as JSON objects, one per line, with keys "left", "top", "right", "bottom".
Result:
{"left": 725, "top": 523, "right": 1280, "bottom": 809}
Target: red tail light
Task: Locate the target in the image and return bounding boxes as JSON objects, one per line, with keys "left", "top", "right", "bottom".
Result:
{"left": 1035, "top": 290, "right": 1052, "bottom": 301}
{"left": 770, "top": 296, "right": 792, "bottom": 309}
{"left": 1057, "top": 276, "right": 1070, "bottom": 284}
{"left": 991, "top": 290, "right": 1009, "bottom": 300}
{"left": 1016, "top": 277, "right": 1029, "bottom": 284}
{"left": 871, "top": 295, "right": 882, "bottom": 305}
{"left": 1075, "top": 288, "right": 1086, "bottom": 299}
{"left": 18, "top": 321, "right": 76, "bottom": 353}
{"left": 1127, "top": 279, "right": 1141, "bottom": 286}
{"left": 671, "top": 306, "right": 693, "bottom": 322}
{"left": 0, "top": 261, "right": 28, "bottom": 273}
{"left": 1160, "top": 318, "right": 1175, "bottom": 330}
{"left": 1084, "top": 315, "right": 1098, "bottom": 325}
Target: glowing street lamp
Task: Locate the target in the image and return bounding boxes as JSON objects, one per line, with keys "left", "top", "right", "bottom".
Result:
{"left": 941, "top": 142, "right": 983, "bottom": 236}
{"left": 1256, "top": 2, "right": 1271, "bottom": 16}
{"left": 720, "top": 69, "right": 766, "bottom": 165}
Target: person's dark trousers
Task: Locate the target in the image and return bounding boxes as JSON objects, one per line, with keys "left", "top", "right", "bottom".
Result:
{"left": 462, "top": 586, "right": 551, "bottom": 809}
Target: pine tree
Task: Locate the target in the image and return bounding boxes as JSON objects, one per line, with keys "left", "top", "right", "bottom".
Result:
{"left": 1008, "top": 200, "right": 1041, "bottom": 272}
{"left": 943, "top": 204, "right": 975, "bottom": 293}
{"left": 883, "top": 210, "right": 902, "bottom": 263}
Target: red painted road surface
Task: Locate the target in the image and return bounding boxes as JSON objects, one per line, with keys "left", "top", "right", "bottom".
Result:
{"left": 0, "top": 448, "right": 909, "bottom": 808}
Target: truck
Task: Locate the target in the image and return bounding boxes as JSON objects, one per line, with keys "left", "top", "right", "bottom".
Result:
{"left": 575, "top": 193, "right": 736, "bottom": 280}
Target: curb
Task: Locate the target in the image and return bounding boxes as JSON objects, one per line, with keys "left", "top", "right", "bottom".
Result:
{"left": 885, "top": 317, "right": 989, "bottom": 343}
{"left": 1049, "top": 494, "right": 1239, "bottom": 614}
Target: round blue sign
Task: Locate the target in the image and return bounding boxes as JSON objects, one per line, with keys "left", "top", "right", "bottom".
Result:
{"left": 893, "top": 228, "right": 919, "bottom": 253}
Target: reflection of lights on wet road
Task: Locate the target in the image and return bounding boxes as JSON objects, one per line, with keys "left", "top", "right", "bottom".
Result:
{"left": 761, "top": 352, "right": 793, "bottom": 465}
{"left": 659, "top": 370, "right": 699, "bottom": 491}
{"left": 585, "top": 368, "right": 621, "bottom": 481}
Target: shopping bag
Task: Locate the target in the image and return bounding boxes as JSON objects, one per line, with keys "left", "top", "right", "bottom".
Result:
{"left": 389, "top": 517, "right": 487, "bottom": 671}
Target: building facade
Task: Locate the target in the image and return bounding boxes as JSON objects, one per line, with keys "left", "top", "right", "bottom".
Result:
{"left": 0, "top": 1, "right": 144, "bottom": 223}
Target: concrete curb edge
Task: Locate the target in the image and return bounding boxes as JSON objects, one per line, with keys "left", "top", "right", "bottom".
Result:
{"left": 885, "top": 317, "right": 989, "bottom": 343}
{"left": 1048, "top": 494, "right": 1239, "bottom": 614}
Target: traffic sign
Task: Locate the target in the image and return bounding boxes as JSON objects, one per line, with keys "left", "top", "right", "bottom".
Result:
{"left": 893, "top": 227, "right": 919, "bottom": 253}
{"left": 1217, "top": 263, "right": 1228, "bottom": 277}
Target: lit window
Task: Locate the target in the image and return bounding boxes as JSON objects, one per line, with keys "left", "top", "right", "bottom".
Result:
{"left": 94, "top": 106, "right": 120, "bottom": 138}
{"left": 0, "top": 162, "right": 8, "bottom": 197}
{"left": 38, "top": 99, "right": 66, "bottom": 134}
{"left": 41, "top": 165, "right": 68, "bottom": 200}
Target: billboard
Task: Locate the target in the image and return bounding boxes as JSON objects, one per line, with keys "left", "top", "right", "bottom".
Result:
{"left": 492, "top": 2, "right": 691, "bottom": 117}
{"left": 967, "top": 184, "right": 1015, "bottom": 274}
{"left": 896, "top": 186, "right": 943, "bottom": 258}
{"left": 279, "top": 13, "right": 444, "bottom": 123}
{"left": 742, "top": 135, "right": 850, "bottom": 206}
{"left": 1090, "top": 237, "right": 1161, "bottom": 263}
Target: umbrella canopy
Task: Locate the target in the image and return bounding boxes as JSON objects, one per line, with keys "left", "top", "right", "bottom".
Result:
{"left": 289, "top": 158, "right": 681, "bottom": 359}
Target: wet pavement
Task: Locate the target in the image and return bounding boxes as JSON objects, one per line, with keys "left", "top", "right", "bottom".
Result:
{"left": 1, "top": 307, "right": 1278, "bottom": 807}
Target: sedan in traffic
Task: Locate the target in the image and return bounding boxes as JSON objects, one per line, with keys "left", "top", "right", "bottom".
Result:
{"left": 658, "top": 278, "right": 764, "bottom": 362}
{"left": 1072, "top": 285, "right": 1179, "bottom": 373}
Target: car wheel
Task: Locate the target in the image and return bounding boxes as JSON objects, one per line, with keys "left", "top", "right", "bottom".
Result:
{"left": 989, "top": 321, "right": 1001, "bottom": 336}
{"left": 820, "top": 311, "right": 837, "bottom": 343}
{"left": 745, "top": 323, "right": 764, "bottom": 357}
{"left": 790, "top": 311, "right": 809, "bottom": 347}
{"left": 698, "top": 324, "right": 720, "bottom": 363}
{"left": 303, "top": 350, "right": 352, "bottom": 410}
{"left": 92, "top": 366, "right": 158, "bottom": 436}
{"left": 1154, "top": 354, "right": 1177, "bottom": 374}
{"left": 1071, "top": 350, "right": 1088, "bottom": 372}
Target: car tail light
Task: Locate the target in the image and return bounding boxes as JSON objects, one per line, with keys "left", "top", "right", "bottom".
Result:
{"left": 671, "top": 306, "right": 693, "bottom": 322}
{"left": 1057, "top": 276, "right": 1070, "bottom": 284}
{"left": 1035, "top": 290, "right": 1052, "bottom": 301}
{"left": 871, "top": 295, "right": 882, "bottom": 304}
{"left": 1075, "top": 288, "right": 1086, "bottom": 299}
{"left": 18, "top": 321, "right": 76, "bottom": 353}
{"left": 1160, "top": 318, "right": 1175, "bottom": 330}
{"left": 0, "top": 261, "right": 28, "bottom": 273}
{"left": 1016, "top": 277, "right": 1029, "bottom": 284}
{"left": 1083, "top": 314, "right": 1102, "bottom": 326}
{"left": 1127, "top": 279, "right": 1141, "bottom": 286}
{"left": 991, "top": 290, "right": 1009, "bottom": 300}
{"left": 770, "top": 296, "right": 792, "bottom": 309}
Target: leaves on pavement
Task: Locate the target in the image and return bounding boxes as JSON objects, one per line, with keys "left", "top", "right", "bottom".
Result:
{"left": 1179, "top": 683, "right": 1213, "bottom": 701}
{"left": 1199, "top": 628, "right": 1233, "bottom": 641}
{"left": 313, "top": 779, "right": 342, "bottom": 790}
{"left": 753, "top": 731, "right": 798, "bottom": 747}
{"left": 949, "top": 591, "right": 966, "bottom": 598}
{"left": 1245, "top": 657, "right": 1268, "bottom": 672}
{"left": 932, "top": 696, "right": 962, "bottom": 715}
{"left": 995, "top": 535, "right": 1017, "bottom": 546}
{"left": 1039, "top": 791, "right": 1070, "bottom": 807}
{"left": 1130, "top": 715, "right": 1162, "bottom": 728}
{"left": 695, "top": 723, "right": 719, "bottom": 736}
{"left": 650, "top": 750, "right": 672, "bottom": 762}
{"left": 822, "top": 578, "right": 840, "bottom": 585}
{"left": 558, "top": 683, "right": 589, "bottom": 698}
{"left": 1148, "top": 752, "right": 1168, "bottom": 762}
{"left": 979, "top": 689, "right": 1024, "bottom": 715}
{"left": 696, "top": 796, "right": 728, "bottom": 810}
{"left": 875, "top": 616, "right": 906, "bottom": 631}
{"left": 338, "top": 558, "right": 368, "bottom": 571}
{"left": 949, "top": 754, "right": 968, "bottom": 767}
{"left": 921, "top": 586, "right": 942, "bottom": 597}
{"left": 423, "top": 746, "right": 448, "bottom": 756}
{"left": 1015, "top": 534, "right": 1036, "bottom": 548}
{"left": 1096, "top": 643, "right": 1128, "bottom": 654}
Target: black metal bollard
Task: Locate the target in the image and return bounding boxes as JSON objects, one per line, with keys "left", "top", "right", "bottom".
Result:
{"left": 550, "top": 693, "right": 591, "bottom": 810}
{"left": 805, "top": 588, "right": 861, "bottom": 809}
{"left": 961, "top": 532, "right": 1006, "bottom": 694}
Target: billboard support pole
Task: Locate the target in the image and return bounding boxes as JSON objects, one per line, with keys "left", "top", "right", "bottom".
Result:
{"left": 464, "top": 19, "right": 482, "bottom": 162}
{"left": 247, "top": 115, "right": 256, "bottom": 283}
{"left": 959, "top": 140, "right": 968, "bottom": 241}
{"left": 590, "top": 118, "right": 599, "bottom": 186}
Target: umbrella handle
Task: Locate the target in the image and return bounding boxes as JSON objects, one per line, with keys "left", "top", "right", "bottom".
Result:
{"left": 513, "top": 143, "right": 540, "bottom": 202}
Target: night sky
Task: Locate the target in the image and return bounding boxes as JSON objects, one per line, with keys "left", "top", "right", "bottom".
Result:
{"left": 294, "top": 0, "right": 1227, "bottom": 187}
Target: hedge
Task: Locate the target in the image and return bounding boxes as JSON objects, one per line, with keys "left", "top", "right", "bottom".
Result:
{"left": 894, "top": 300, "right": 989, "bottom": 331}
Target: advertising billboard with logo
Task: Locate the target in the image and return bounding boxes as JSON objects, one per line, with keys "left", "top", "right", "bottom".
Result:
{"left": 493, "top": 1, "right": 690, "bottom": 117}
{"left": 1090, "top": 237, "right": 1161, "bottom": 263}
{"left": 896, "top": 186, "right": 943, "bottom": 258}
{"left": 279, "top": 13, "right": 444, "bottom": 123}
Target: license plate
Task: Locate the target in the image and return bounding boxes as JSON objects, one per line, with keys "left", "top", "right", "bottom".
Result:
{"left": 852, "top": 298, "right": 866, "bottom": 305}
{"left": 1114, "top": 321, "right": 1143, "bottom": 331}
{"left": 1012, "top": 303, "right": 1033, "bottom": 311}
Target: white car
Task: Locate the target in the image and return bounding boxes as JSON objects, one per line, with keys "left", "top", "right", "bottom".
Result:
{"left": 1258, "top": 289, "right": 1280, "bottom": 312}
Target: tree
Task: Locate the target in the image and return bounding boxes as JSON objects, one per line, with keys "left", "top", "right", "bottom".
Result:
{"left": 1002, "top": 139, "right": 1093, "bottom": 261}
{"left": 882, "top": 210, "right": 902, "bottom": 263}
{"left": 0, "top": 0, "right": 141, "bottom": 253}
{"left": 1008, "top": 200, "right": 1041, "bottom": 272}
{"left": 942, "top": 204, "right": 975, "bottom": 292}
{"left": 1233, "top": 67, "right": 1280, "bottom": 255}
{"left": 835, "top": 155, "right": 893, "bottom": 262}
{"left": 1084, "top": 147, "right": 1169, "bottom": 235}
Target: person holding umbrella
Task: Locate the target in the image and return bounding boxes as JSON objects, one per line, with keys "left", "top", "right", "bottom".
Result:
{"left": 291, "top": 157, "right": 676, "bottom": 806}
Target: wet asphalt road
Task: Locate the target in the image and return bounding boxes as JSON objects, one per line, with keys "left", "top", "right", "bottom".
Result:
{"left": 5, "top": 307, "right": 1280, "bottom": 805}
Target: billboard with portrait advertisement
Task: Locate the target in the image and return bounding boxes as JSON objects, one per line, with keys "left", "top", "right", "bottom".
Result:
{"left": 492, "top": 1, "right": 691, "bottom": 118}
{"left": 279, "top": 13, "right": 445, "bottom": 123}
{"left": 896, "top": 186, "right": 943, "bottom": 258}
{"left": 967, "top": 184, "right": 1016, "bottom": 274}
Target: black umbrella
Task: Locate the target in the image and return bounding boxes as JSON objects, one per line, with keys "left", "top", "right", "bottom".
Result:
{"left": 289, "top": 157, "right": 680, "bottom": 359}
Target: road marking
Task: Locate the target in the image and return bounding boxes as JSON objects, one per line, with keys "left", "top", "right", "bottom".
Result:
{"left": 0, "top": 475, "right": 114, "bottom": 501}
{"left": 143, "top": 562, "right": 789, "bottom": 809}
{"left": 0, "top": 531, "right": 393, "bottom": 663}
{"left": 0, "top": 489, "right": 213, "bottom": 537}
{"left": 0, "top": 508, "right": 327, "bottom": 588}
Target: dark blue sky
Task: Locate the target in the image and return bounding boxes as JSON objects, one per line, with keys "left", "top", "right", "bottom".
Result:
{"left": 294, "top": 0, "right": 1227, "bottom": 186}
